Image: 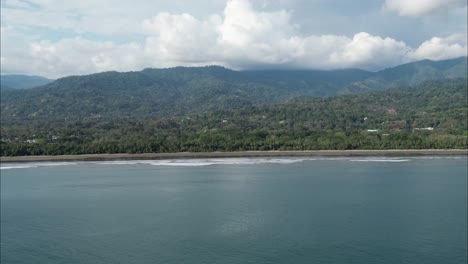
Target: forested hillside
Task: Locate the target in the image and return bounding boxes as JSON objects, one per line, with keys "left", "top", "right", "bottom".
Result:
{"left": 1, "top": 78, "right": 466, "bottom": 156}
{"left": 1, "top": 57, "right": 466, "bottom": 124}
{"left": 340, "top": 57, "right": 467, "bottom": 93}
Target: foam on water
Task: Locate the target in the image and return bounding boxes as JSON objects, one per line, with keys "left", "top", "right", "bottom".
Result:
{"left": 1, "top": 156, "right": 466, "bottom": 170}
{"left": 412, "top": 156, "right": 464, "bottom": 160}
{"left": 1, "top": 158, "right": 316, "bottom": 170}
{"left": 350, "top": 159, "right": 410, "bottom": 162}
{"left": 0, "top": 162, "right": 78, "bottom": 170}
{"left": 94, "top": 158, "right": 313, "bottom": 167}
{"left": 1, "top": 165, "right": 39, "bottom": 170}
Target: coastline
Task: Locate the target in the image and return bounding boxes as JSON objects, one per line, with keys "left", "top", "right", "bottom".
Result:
{"left": 1, "top": 149, "right": 466, "bottom": 162}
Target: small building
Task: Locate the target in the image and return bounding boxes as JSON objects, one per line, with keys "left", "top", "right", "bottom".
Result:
{"left": 414, "top": 127, "right": 434, "bottom": 131}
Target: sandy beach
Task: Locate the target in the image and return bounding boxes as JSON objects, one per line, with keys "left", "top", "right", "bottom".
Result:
{"left": 1, "top": 149, "right": 466, "bottom": 162}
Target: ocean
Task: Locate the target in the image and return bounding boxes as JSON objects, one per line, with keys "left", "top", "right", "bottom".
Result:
{"left": 1, "top": 156, "right": 467, "bottom": 264}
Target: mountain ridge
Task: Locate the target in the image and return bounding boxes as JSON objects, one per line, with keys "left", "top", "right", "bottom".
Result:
{"left": 0, "top": 75, "right": 53, "bottom": 91}
{"left": 1, "top": 57, "right": 466, "bottom": 124}
{"left": 1, "top": 78, "right": 466, "bottom": 156}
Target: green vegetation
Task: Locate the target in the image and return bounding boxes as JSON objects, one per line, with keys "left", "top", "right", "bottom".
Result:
{"left": 2, "top": 57, "right": 466, "bottom": 124}
{"left": 1, "top": 78, "right": 466, "bottom": 156}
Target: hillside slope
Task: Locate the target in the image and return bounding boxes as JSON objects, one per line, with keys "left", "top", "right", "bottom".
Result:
{"left": 1, "top": 57, "right": 466, "bottom": 124}
{"left": 340, "top": 57, "right": 467, "bottom": 93}
{"left": 1, "top": 78, "right": 466, "bottom": 155}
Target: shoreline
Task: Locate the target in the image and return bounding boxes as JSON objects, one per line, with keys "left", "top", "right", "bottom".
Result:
{"left": 1, "top": 149, "right": 466, "bottom": 162}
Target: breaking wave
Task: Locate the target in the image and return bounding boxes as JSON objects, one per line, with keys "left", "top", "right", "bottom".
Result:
{"left": 1, "top": 156, "right": 465, "bottom": 170}
{"left": 350, "top": 159, "right": 410, "bottom": 162}
{"left": 93, "top": 158, "right": 314, "bottom": 167}
{"left": 0, "top": 162, "right": 78, "bottom": 170}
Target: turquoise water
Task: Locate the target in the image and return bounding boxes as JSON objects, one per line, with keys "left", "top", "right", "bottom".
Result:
{"left": 1, "top": 157, "right": 467, "bottom": 264}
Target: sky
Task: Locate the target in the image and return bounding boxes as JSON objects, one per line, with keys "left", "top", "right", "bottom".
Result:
{"left": 1, "top": 0, "right": 467, "bottom": 78}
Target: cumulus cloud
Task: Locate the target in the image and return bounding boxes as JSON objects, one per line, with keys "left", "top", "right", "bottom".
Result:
{"left": 27, "top": 39, "right": 146, "bottom": 76}
{"left": 384, "top": 0, "right": 467, "bottom": 16}
{"left": 407, "top": 34, "right": 467, "bottom": 60}
{"left": 328, "top": 33, "right": 410, "bottom": 69}
{"left": 142, "top": 12, "right": 220, "bottom": 67}
{"left": 1, "top": 0, "right": 467, "bottom": 77}
{"left": 139, "top": 0, "right": 466, "bottom": 71}
{"left": 217, "top": 0, "right": 295, "bottom": 47}
{"left": 1, "top": 27, "right": 146, "bottom": 77}
{"left": 140, "top": 0, "right": 300, "bottom": 68}
{"left": 139, "top": 0, "right": 415, "bottom": 70}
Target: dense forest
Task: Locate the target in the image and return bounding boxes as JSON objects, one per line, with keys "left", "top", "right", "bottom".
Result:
{"left": 1, "top": 78, "right": 466, "bottom": 156}
{"left": 1, "top": 57, "right": 466, "bottom": 123}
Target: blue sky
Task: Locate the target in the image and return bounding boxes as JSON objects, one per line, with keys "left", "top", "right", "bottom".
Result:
{"left": 1, "top": 0, "right": 466, "bottom": 78}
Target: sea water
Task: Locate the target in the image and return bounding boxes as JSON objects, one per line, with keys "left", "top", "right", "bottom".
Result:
{"left": 1, "top": 157, "right": 467, "bottom": 264}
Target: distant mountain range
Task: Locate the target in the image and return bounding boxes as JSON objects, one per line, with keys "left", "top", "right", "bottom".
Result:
{"left": 1, "top": 57, "right": 466, "bottom": 124}
{"left": 0, "top": 75, "right": 53, "bottom": 91}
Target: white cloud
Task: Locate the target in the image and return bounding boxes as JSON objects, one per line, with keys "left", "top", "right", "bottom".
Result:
{"left": 384, "top": 0, "right": 467, "bottom": 16}
{"left": 1, "top": 29, "right": 147, "bottom": 77}
{"left": 328, "top": 32, "right": 410, "bottom": 69}
{"left": 407, "top": 34, "right": 468, "bottom": 61}
{"left": 215, "top": 0, "right": 299, "bottom": 66}
{"left": 142, "top": 12, "right": 220, "bottom": 67}
{"left": 217, "top": 0, "right": 295, "bottom": 47}
{"left": 0, "top": 0, "right": 227, "bottom": 36}
{"left": 1, "top": 0, "right": 467, "bottom": 78}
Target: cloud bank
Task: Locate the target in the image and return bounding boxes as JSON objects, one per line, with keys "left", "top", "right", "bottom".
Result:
{"left": 1, "top": 0, "right": 467, "bottom": 78}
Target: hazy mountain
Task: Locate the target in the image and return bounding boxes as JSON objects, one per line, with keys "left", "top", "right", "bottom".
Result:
{"left": 0, "top": 75, "right": 53, "bottom": 91}
{"left": 340, "top": 57, "right": 467, "bottom": 94}
{"left": 1, "top": 57, "right": 466, "bottom": 124}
